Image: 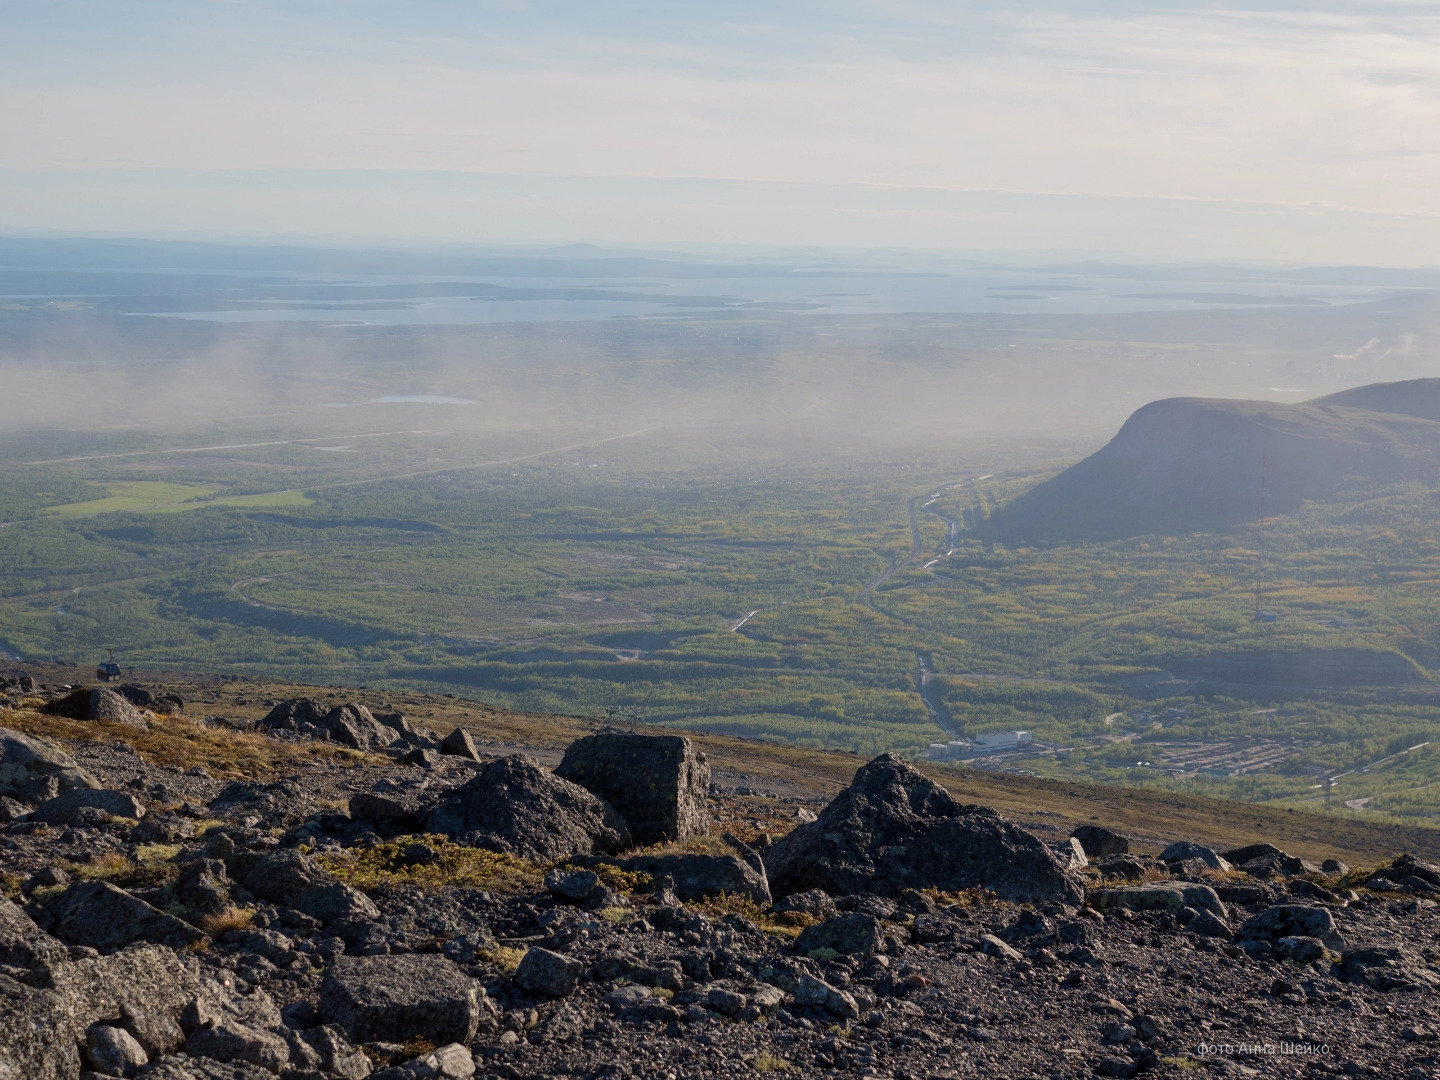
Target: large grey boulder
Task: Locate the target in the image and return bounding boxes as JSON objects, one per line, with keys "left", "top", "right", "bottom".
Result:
{"left": 135, "top": 1056, "right": 276, "bottom": 1080}
{"left": 619, "top": 852, "right": 770, "bottom": 904}
{"left": 1159, "top": 841, "right": 1231, "bottom": 872}
{"left": 242, "top": 849, "right": 334, "bottom": 906}
{"left": 256, "top": 698, "right": 399, "bottom": 750}
{"left": 87, "top": 1023, "right": 149, "bottom": 1078}
{"left": 256, "top": 697, "right": 329, "bottom": 732}
{"left": 293, "top": 882, "right": 380, "bottom": 927}
{"left": 1340, "top": 946, "right": 1440, "bottom": 991}
{"left": 555, "top": 731, "right": 710, "bottom": 845}
{"left": 321, "top": 954, "right": 485, "bottom": 1045}
{"left": 1235, "top": 904, "right": 1344, "bottom": 953}
{"left": 0, "top": 726, "right": 99, "bottom": 803}
{"left": 795, "top": 913, "right": 883, "bottom": 956}
{"left": 0, "top": 974, "right": 82, "bottom": 1080}
{"left": 46, "top": 687, "right": 148, "bottom": 728}
{"left": 513, "top": 947, "right": 583, "bottom": 997}
{"left": 42, "top": 944, "right": 199, "bottom": 1057}
{"left": 440, "top": 727, "right": 480, "bottom": 761}
{"left": 349, "top": 790, "right": 426, "bottom": 837}
{"left": 46, "top": 879, "right": 208, "bottom": 954}
{"left": 1071, "top": 824, "right": 1128, "bottom": 858}
{"left": 0, "top": 890, "right": 69, "bottom": 970}
{"left": 425, "top": 754, "right": 631, "bottom": 862}
{"left": 1087, "top": 882, "right": 1225, "bottom": 919}
{"left": 31, "top": 787, "right": 145, "bottom": 824}
{"left": 324, "top": 704, "right": 401, "bottom": 752}
{"left": 763, "top": 753, "right": 1084, "bottom": 904}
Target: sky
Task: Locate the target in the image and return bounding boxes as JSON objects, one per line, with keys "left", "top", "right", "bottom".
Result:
{"left": 3, "top": 1, "right": 1440, "bottom": 263}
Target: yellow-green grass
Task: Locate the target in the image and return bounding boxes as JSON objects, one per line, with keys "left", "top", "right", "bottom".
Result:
{"left": 43, "top": 481, "right": 219, "bottom": 517}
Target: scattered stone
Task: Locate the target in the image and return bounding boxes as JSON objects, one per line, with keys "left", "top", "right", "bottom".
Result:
{"left": 764, "top": 753, "right": 1083, "bottom": 903}
{"left": 31, "top": 787, "right": 145, "bottom": 824}
{"left": 321, "top": 954, "right": 485, "bottom": 1045}
{"left": 554, "top": 731, "right": 711, "bottom": 844}
{"left": 1071, "top": 824, "right": 1128, "bottom": 857}
{"left": 86, "top": 1022, "right": 150, "bottom": 1078}
{"left": 1340, "top": 946, "right": 1440, "bottom": 991}
{"left": 514, "top": 946, "right": 583, "bottom": 997}
{"left": 46, "top": 880, "right": 208, "bottom": 953}
{"left": 794, "top": 974, "right": 859, "bottom": 1019}
{"left": 243, "top": 849, "right": 334, "bottom": 905}
{"left": 619, "top": 851, "right": 770, "bottom": 904}
{"left": 1236, "top": 904, "right": 1345, "bottom": 954}
{"left": 349, "top": 790, "right": 426, "bottom": 837}
{"left": 1159, "top": 841, "right": 1231, "bottom": 872}
{"left": 440, "top": 727, "right": 480, "bottom": 760}
{"left": 544, "top": 867, "right": 599, "bottom": 903}
{"left": 795, "top": 912, "right": 882, "bottom": 956}
{"left": 0, "top": 726, "right": 100, "bottom": 802}
{"left": 425, "top": 754, "right": 631, "bottom": 861}
{"left": 45, "top": 687, "right": 149, "bottom": 728}
{"left": 774, "top": 888, "right": 839, "bottom": 921}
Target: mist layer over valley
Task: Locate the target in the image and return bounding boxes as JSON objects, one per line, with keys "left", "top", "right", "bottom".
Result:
{"left": 7, "top": 238, "right": 1440, "bottom": 829}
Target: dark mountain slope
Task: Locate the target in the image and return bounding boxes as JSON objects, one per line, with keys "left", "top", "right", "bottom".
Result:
{"left": 989, "top": 378, "right": 1440, "bottom": 542}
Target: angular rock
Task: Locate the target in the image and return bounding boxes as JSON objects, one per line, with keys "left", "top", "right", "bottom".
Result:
{"left": 243, "top": 849, "right": 334, "bottom": 906}
{"left": 795, "top": 912, "right": 882, "bottom": 956}
{"left": 46, "top": 880, "right": 207, "bottom": 954}
{"left": 554, "top": 731, "right": 710, "bottom": 844}
{"left": 348, "top": 791, "right": 426, "bottom": 838}
{"left": 1158, "top": 841, "right": 1231, "bottom": 872}
{"left": 402, "top": 747, "right": 438, "bottom": 769}
{"left": 324, "top": 704, "right": 401, "bottom": 752}
{"left": 1340, "top": 946, "right": 1440, "bottom": 991}
{"left": 1236, "top": 905, "right": 1344, "bottom": 952}
{"left": 1087, "top": 882, "right": 1225, "bottom": 919}
{"left": 619, "top": 852, "right": 769, "bottom": 904}
{"left": 544, "top": 868, "right": 599, "bottom": 903}
{"left": 184, "top": 1019, "right": 289, "bottom": 1073}
{"left": 1071, "top": 824, "right": 1129, "bottom": 858}
{"left": 774, "top": 888, "right": 839, "bottom": 922}
{"left": 1222, "top": 843, "right": 1320, "bottom": 879}
{"left": 0, "top": 890, "right": 70, "bottom": 969}
{"left": 298, "top": 1024, "right": 373, "bottom": 1080}
{"left": 0, "top": 726, "right": 99, "bottom": 802}
{"left": 293, "top": 882, "right": 380, "bottom": 927}
{"left": 131, "top": 813, "right": 197, "bottom": 844}
{"left": 1187, "top": 910, "right": 1233, "bottom": 939}
{"left": 0, "top": 973, "right": 83, "bottom": 1080}
{"left": 440, "top": 728, "right": 480, "bottom": 761}
{"left": 513, "top": 946, "right": 583, "bottom": 996}
{"left": 424, "top": 754, "right": 631, "bottom": 862}
{"left": 979, "top": 934, "right": 1024, "bottom": 961}
{"left": 43, "top": 944, "right": 199, "bottom": 1057}
{"left": 32, "top": 787, "right": 145, "bottom": 824}
{"left": 46, "top": 687, "right": 148, "bottom": 728}
{"left": 321, "top": 954, "right": 483, "bottom": 1045}
{"left": 175, "top": 859, "right": 231, "bottom": 911}
{"left": 1094, "top": 855, "right": 1148, "bottom": 880}
{"left": 794, "top": 974, "right": 859, "bottom": 1019}
{"left": 135, "top": 1056, "right": 276, "bottom": 1080}
{"left": 763, "top": 753, "right": 1083, "bottom": 904}
{"left": 255, "top": 697, "right": 329, "bottom": 732}
{"left": 87, "top": 1022, "right": 149, "bottom": 1078}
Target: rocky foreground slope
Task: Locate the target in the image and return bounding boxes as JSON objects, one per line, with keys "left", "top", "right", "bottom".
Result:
{"left": 2, "top": 678, "right": 1440, "bottom": 1079}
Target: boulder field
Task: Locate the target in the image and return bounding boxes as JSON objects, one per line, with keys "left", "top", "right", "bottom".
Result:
{"left": 0, "top": 686, "right": 1436, "bottom": 1079}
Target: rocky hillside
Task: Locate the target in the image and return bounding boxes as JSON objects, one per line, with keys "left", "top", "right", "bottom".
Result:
{"left": 987, "top": 377, "right": 1440, "bottom": 543}
{"left": 3, "top": 671, "right": 1440, "bottom": 1078}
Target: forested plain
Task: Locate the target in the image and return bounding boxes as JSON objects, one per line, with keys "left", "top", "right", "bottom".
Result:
{"left": 7, "top": 277, "right": 1440, "bottom": 826}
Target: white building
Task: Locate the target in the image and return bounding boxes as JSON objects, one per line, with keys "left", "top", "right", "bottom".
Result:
{"left": 972, "top": 730, "right": 1032, "bottom": 752}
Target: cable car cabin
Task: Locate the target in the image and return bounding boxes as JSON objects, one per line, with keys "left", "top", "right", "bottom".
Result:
{"left": 96, "top": 659, "right": 122, "bottom": 681}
